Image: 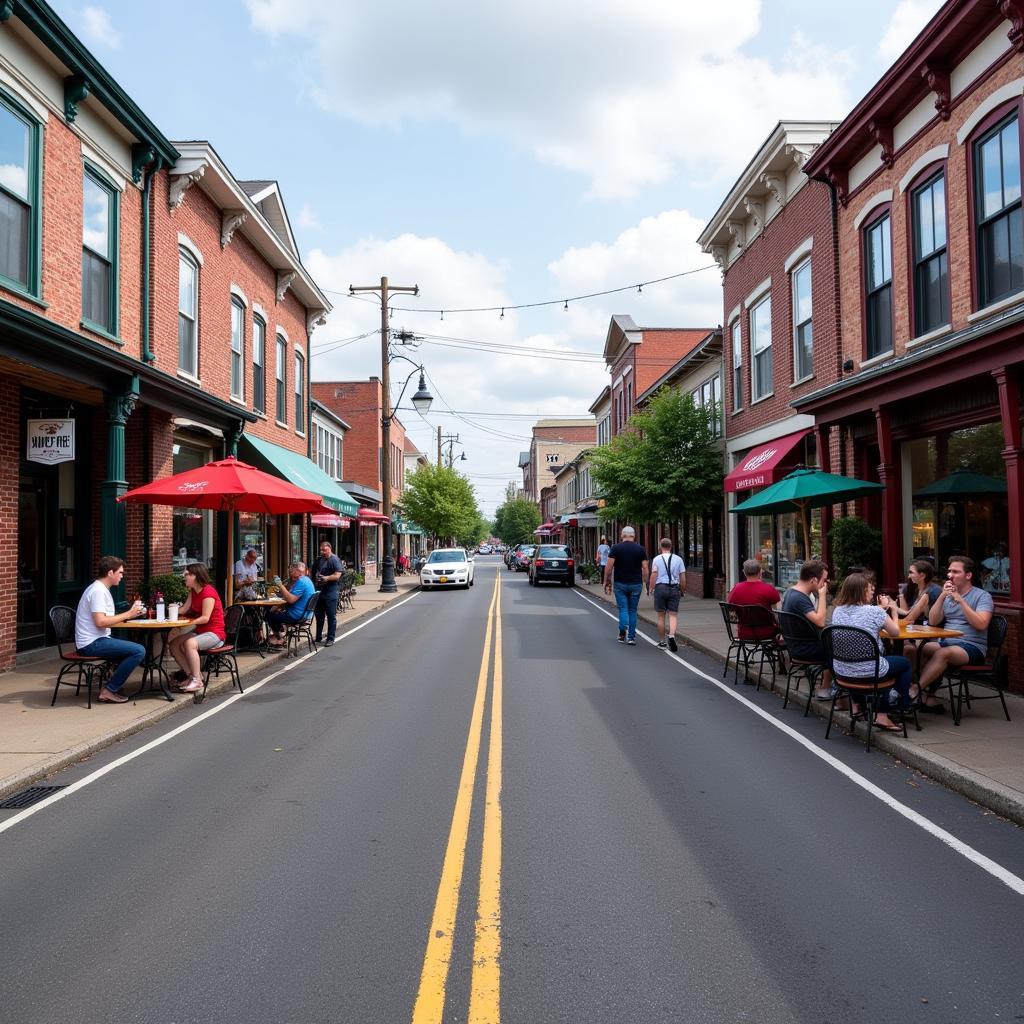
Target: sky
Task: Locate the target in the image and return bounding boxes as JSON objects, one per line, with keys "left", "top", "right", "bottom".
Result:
{"left": 60, "top": 0, "right": 944, "bottom": 516}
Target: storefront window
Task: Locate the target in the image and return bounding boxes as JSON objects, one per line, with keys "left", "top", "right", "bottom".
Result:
{"left": 239, "top": 512, "right": 264, "bottom": 571}
{"left": 364, "top": 527, "right": 377, "bottom": 564}
{"left": 689, "top": 518, "right": 705, "bottom": 571}
{"left": 172, "top": 441, "right": 212, "bottom": 570}
{"left": 905, "top": 422, "right": 1009, "bottom": 593}
{"left": 747, "top": 515, "right": 774, "bottom": 583}
{"left": 289, "top": 519, "right": 302, "bottom": 565}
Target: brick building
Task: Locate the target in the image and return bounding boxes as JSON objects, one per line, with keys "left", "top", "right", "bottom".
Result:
{"left": 795, "top": 1, "right": 1024, "bottom": 690}
{"left": 522, "top": 418, "right": 596, "bottom": 507}
{"left": 698, "top": 121, "right": 841, "bottom": 589}
{"left": 0, "top": 3, "right": 337, "bottom": 665}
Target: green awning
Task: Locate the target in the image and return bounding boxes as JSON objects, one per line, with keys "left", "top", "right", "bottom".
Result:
{"left": 239, "top": 435, "right": 359, "bottom": 515}
{"left": 393, "top": 517, "right": 425, "bottom": 535}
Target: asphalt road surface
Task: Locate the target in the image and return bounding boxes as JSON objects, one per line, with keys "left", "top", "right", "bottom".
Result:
{"left": 2, "top": 558, "right": 1022, "bottom": 1023}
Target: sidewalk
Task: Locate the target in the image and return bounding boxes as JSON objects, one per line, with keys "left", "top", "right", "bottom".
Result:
{"left": 0, "top": 576, "right": 420, "bottom": 801}
{"left": 579, "top": 580, "right": 1024, "bottom": 827}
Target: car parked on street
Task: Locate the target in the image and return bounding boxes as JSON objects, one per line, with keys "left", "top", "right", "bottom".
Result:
{"left": 478, "top": 544, "right": 492, "bottom": 555}
{"left": 512, "top": 545, "right": 535, "bottom": 572}
{"left": 528, "top": 544, "right": 574, "bottom": 586}
{"left": 420, "top": 548, "right": 475, "bottom": 589}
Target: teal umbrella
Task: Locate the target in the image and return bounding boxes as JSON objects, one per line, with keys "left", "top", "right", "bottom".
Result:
{"left": 729, "top": 468, "right": 884, "bottom": 559}
{"left": 913, "top": 468, "right": 1007, "bottom": 497}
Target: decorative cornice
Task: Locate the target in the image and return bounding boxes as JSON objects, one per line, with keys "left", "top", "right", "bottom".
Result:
{"left": 726, "top": 219, "right": 745, "bottom": 248}
{"left": 710, "top": 246, "right": 729, "bottom": 276}
{"left": 168, "top": 166, "right": 205, "bottom": 210}
{"left": 221, "top": 210, "right": 247, "bottom": 248}
{"left": 785, "top": 142, "right": 818, "bottom": 169}
{"left": 63, "top": 74, "right": 89, "bottom": 123}
{"left": 131, "top": 143, "right": 157, "bottom": 184}
{"left": 867, "top": 118, "right": 895, "bottom": 169}
{"left": 743, "top": 197, "right": 765, "bottom": 229}
{"left": 106, "top": 390, "right": 138, "bottom": 425}
{"left": 920, "top": 60, "right": 952, "bottom": 121}
{"left": 307, "top": 311, "right": 328, "bottom": 335}
{"left": 822, "top": 164, "right": 848, "bottom": 207}
{"left": 276, "top": 270, "right": 297, "bottom": 303}
{"left": 1000, "top": 1, "right": 1024, "bottom": 53}
{"left": 762, "top": 173, "right": 787, "bottom": 207}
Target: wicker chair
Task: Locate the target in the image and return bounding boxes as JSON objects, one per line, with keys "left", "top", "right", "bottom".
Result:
{"left": 775, "top": 610, "right": 827, "bottom": 716}
{"left": 944, "top": 615, "right": 1010, "bottom": 726}
{"left": 48, "top": 605, "right": 115, "bottom": 709}
{"left": 197, "top": 604, "right": 245, "bottom": 704}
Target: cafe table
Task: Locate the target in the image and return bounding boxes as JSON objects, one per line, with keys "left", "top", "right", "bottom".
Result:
{"left": 115, "top": 618, "right": 194, "bottom": 701}
{"left": 235, "top": 598, "right": 286, "bottom": 657}
{"left": 883, "top": 623, "right": 964, "bottom": 677}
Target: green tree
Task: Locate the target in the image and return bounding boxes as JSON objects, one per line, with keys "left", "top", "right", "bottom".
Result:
{"left": 402, "top": 465, "right": 481, "bottom": 544}
{"left": 589, "top": 387, "right": 723, "bottom": 525}
{"left": 493, "top": 497, "right": 540, "bottom": 546}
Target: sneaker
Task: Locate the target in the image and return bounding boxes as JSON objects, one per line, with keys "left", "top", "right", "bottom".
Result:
{"left": 627, "top": 637, "right": 636, "bottom": 645}
{"left": 617, "top": 632, "right": 626, "bottom": 644}
{"left": 667, "top": 636, "right": 678, "bottom": 652}
{"left": 181, "top": 678, "right": 203, "bottom": 693}
{"left": 324, "top": 639, "right": 335, "bottom": 647}
{"left": 657, "top": 640, "right": 668, "bottom": 648}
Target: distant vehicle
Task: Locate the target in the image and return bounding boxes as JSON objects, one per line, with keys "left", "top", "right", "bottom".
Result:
{"left": 528, "top": 544, "right": 574, "bottom": 587}
{"left": 420, "top": 548, "right": 475, "bottom": 590}
{"left": 496, "top": 544, "right": 507, "bottom": 553}
{"left": 478, "top": 544, "right": 492, "bottom": 555}
{"left": 512, "top": 545, "right": 536, "bottom": 572}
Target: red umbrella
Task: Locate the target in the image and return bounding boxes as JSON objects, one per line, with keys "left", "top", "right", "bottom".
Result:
{"left": 119, "top": 456, "right": 335, "bottom": 602}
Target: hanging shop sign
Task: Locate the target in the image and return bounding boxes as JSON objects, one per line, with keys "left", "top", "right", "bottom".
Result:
{"left": 26, "top": 419, "right": 75, "bottom": 465}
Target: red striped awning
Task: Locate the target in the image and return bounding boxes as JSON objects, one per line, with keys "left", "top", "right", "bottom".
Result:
{"left": 311, "top": 514, "right": 351, "bottom": 528}
{"left": 356, "top": 508, "right": 390, "bottom": 525}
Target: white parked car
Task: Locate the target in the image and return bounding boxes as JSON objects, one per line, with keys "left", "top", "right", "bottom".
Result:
{"left": 420, "top": 548, "right": 475, "bottom": 589}
{"left": 478, "top": 544, "right": 492, "bottom": 554}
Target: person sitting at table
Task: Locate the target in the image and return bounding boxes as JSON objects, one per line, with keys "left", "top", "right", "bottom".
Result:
{"left": 727, "top": 559, "right": 780, "bottom": 641}
{"left": 899, "top": 560, "right": 941, "bottom": 624}
{"left": 168, "top": 563, "right": 226, "bottom": 694}
{"left": 266, "top": 560, "right": 315, "bottom": 648}
{"left": 830, "top": 573, "right": 916, "bottom": 732}
{"left": 233, "top": 547, "right": 261, "bottom": 601}
{"left": 780, "top": 558, "right": 832, "bottom": 699}
{"left": 916, "top": 556, "right": 994, "bottom": 712}
{"left": 74, "top": 555, "right": 147, "bottom": 704}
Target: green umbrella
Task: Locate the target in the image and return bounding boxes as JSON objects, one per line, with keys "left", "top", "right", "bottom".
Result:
{"left": 729, "top": 468, "right": 884, "bottom": 559}
{"left": 913, "top": 468, "right": 1007, "bottom": 497}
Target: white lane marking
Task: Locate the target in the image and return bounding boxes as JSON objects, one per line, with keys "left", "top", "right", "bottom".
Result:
{"left": 0, "top": 591, "right": 421, "bottom": 837}
{"left": 571, "top": 587, "right": 1024, "bottom": 896}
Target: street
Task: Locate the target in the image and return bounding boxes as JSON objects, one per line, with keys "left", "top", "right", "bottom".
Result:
{"left": 2, "top": 557, "right": 1023, "bottom": 1023}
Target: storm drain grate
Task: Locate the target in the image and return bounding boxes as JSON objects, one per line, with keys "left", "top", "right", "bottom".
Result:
{"left": 0, "top": 785, "right": 65, "bottom": 809}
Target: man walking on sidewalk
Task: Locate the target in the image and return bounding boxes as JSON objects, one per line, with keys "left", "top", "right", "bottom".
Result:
{"left": 648, "top": 537, "right": 685, "bottom": 651}
{"left": 604, "top": 526, "right": 649, "bottom": 645}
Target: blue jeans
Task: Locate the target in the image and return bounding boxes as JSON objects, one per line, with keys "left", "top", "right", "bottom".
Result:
{"left": 614, "top": 582, "right": 643, "bottom": 638}
{"left": 78, "top": 636, "right": 146, "bottom": 694}
{"left": 881, "top": 655, "right": 914, "bottom": 709}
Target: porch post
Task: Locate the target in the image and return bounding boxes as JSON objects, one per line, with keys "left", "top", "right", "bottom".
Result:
{"left": 994, "top": 367, "right": 1024, "bottom": 607}
{"left": 873, "top": 405, "right": 902, "bottom": 589}
{"left": 101, "top": 377, "right": 139, "bottom": 601}
{"left": 815, "top": 423, "right": 833, "bottom": 568}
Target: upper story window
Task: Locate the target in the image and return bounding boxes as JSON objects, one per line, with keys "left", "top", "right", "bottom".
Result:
{"left": 230, "top": 297, "right": 245, "bottom": 400}
{"left": 691, "top": 374, "right": 722, "bottom": 438}
{"left": 975, "top": 114, "right": 1023, "bottom": 308}
{"left": 0, "top": 93, "right": 41, "bottom": 296}
{"left": 275, "top": 333, "right": 287, "bottom": 423}
{"left": 316, "top": 424, "right": 342, "bottom": 480}
{"left": 864, "top": 212, "right": 893, "bottom": 358}
{"left": 730, "top": 320, "right": 742, "bottom": 411}
{"left": 749, "top": 295, "right": 772, "bottom": 402}
{"left": 791, "top": 259, "right": 812, "bottom": 381}
{"left": 82, "top": 168, "right": 118, "bottom": 335}
{"left": 295, "top": 351, "right": 305, "bottom": 434}
{"left": 912, "top": 173, "right": 949, "bottom": 335}
{"left": 252, "top": 317, "right": 266, "bottom": 414}
{"left": 178, "top": 248, "right": 199, "bottom": 376}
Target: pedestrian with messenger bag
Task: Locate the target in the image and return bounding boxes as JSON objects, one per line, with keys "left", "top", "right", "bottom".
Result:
{"left": 648, "top": 537, "right": 686, "bottom": 651}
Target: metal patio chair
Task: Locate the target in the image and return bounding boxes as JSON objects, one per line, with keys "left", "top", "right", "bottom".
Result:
{"left": 48, "top": 605, "right": 114, "bottom": 710}
{"left": 284, "top": 590, "right": 321, "bottom": 657}
{"left": 718, "top": 602, "right": 780, "bottom": 690}
{"left": 197, "top": 604, "right": 245, "bottom": 704}
{"left": 944, "top": 615, "right": 1010, "bottom": 726}
{"left": 775, "top": 609, "right": 827, "bottom": 716}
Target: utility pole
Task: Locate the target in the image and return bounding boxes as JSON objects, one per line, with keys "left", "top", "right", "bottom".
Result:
{"left": 440, "top": 432, "right": 461, "bottom": 469}
{"left": 437, "top": 425, "right": 442, "bottom": 468}
{"left": 348, "top": 276, "right": 419, "bottom": 593}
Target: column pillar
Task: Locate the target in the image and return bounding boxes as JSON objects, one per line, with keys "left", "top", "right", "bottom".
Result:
{"left": 815, "top": 422, "right": 833, "bottom": 568}
{"left": 994, "top": 366, "right": 1024, "bottom": 607}
{"left": 873, "top": 405, "right": 902, "bottom": 589}
{"left": 101, "top": 378, "right": 139, "bottom": 602}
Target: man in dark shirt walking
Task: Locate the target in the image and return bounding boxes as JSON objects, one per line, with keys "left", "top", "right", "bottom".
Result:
{"left": 311, "top": 540, "right": 344, "bottom": 646}
{"left": 603, "top": 526, "right": 649, "bottom": 645}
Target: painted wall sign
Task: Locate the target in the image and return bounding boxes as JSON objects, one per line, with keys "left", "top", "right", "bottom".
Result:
{"left": 26, "top": 419, "right": 75, "bottom": 465}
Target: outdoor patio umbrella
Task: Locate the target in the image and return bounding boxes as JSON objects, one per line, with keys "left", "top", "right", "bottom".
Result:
{"left": 119, "top": 456, "right": 336, "bottom": 603}
{"left": 729, "top": 467, "right": 884, "bottom": 560}
{"left": 913, "top": 467, "right": 1007, "bottom": 497}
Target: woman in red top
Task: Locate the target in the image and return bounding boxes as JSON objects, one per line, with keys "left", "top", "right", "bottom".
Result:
{"left": 167, "top": 563, "right": 226, "bottom": 694}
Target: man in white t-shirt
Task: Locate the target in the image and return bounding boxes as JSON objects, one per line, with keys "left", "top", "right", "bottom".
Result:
{"left": 74, "top": 556, "right": 147, "bottom": 704}
{"left": 233, "top": 547, "right": 261, "bottom": 600}
{"left": 647, "top": 537, "right": 686, "bottom": 652}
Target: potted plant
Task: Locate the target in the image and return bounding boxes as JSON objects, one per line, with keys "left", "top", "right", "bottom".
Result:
{"left": 143, "top": 573, "right": 189, "bottom": 605}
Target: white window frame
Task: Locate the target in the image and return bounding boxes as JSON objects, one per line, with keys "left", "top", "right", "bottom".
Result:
{"left": 294, "top": 349, "right": 306, "bottom": 435}
{"left": 230, "top": 296, "right": 245, "bottom": 401}
{"left": 730, "top": 319, "right": 742, "bottom": 411}
{"left": 275, "top": 333, "right": 287, "bottom": 424}
{"left": 178, "top": 247, "right": 199, "bottom": 378}
{"left": 791, "top": 258, "right": 813, "bottom": 383}
{"left": 749, "top": 294, "right": 773, "bottom": 403}
{"left": 252, "top": 316, "right": 266, "bottom": 414}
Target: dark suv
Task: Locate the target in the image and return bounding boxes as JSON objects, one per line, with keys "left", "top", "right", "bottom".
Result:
{"left": 528, "top": 544, "right": 574, "bottom": 586}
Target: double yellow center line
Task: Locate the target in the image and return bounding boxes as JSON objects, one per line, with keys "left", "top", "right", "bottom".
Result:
{"left": 412, "top": 572, "right": 504, "bottom": 1024}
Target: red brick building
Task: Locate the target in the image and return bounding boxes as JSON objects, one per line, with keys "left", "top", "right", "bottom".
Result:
{"left": 699, "top": 122, "right": 841, "bottom": 589}
{"left": 797, "top": 1, "right": 1024, "bottom": 690}
{"left": 522, "top": 419, "right": 596, "bottom": 508}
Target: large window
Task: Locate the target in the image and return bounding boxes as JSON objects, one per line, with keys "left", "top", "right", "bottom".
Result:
{"left": 172, "top": 441, "right": 212, "bottom": 569}
{"left": 749, "top": 295, "right": 772, "bottom": 402}
{"left": 691, "top": 374, "right": 721, "bottom": 438}
{"left": 791, "top": 259, "right": 812, "bottom": 381}
{"left": 864, "top": 213, "right": 893, "bottom": 358}
{"left": 82, "top": 169, "right": 117, "bottom": 334}
{"left": 731, "top": 320, "right": 742, "bottom": 411}
{"left": 275, "top": 333, "right": 287, "bottom": 423}
{"left": 252, "top": 317, "right": 266, "bottom": 414}
{"left": 975, "top": 114, "right": 1023, "bottom": 308}
{"left": 295, "top": 351, "right": 305, "bottom": 434}
{"left": 316, "top": 423, "right": 342, "bottom": 479}
{"left": 912, "top": 173, "right": 949, "bottom": 335}
{"left": 0, "top": 93, "right": 40, "bottom": 294}
{"left": 230, "top": 297, "right": 245, "bottom": 400}
{"left": 178, "top": 248, "right": 199, "bottom": 376}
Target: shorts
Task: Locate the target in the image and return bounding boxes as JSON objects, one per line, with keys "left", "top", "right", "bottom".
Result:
{"left": 938, "top": 639, "right": 986, "bottom": 665}
{"left": 176, "top": 626, "right": 223, "bottom": 651}
{"left": 652, "top": 583, "right": 681, "bottom": 613}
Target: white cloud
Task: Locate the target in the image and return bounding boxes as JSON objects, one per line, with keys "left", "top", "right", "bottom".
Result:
{"left": 877, "top": 0, "right": 943, "bottom": 62}
{"left": 297, "top": 202, "right": 322, "bottom": 231}
{"left": 246, "top": 1, "right": 853, "bottom": 199}
{"left": 80, "top": 6, "right": 122, "bottom": 49}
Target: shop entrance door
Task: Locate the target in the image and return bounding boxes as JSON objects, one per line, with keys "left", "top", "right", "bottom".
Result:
{"left": 17, "top": 473, "right": 48, "bottom": 650}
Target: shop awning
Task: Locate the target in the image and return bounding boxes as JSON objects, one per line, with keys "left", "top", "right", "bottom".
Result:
{"left": 393, "top": 517, "right": 425, "bottom": 535}
{"left": 239, "top": 435, "right": 359, "bottom": 515}
{"left": 724, "top": 429, "right": 811, "bottom": 493}
{"left": 357, "top": 508, "right": 390, "bottom": 525}
{"left": 311, "top": 513, "right": 351, "bottom": 528}
{"left": 575, "top": 512, "right": 600, "bottom": 527}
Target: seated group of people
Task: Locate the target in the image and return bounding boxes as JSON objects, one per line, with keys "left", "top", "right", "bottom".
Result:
{"left": 727, "top": 554, "right": 994, "bottom": 732}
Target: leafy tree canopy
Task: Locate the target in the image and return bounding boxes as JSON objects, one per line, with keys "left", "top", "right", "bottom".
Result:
{"left": 402, "top": 465, "right": 481, "bottom": 544}
{"left": 493, "top": 498, "right": 541, "bottom": 546}
{"left": 589, "top": 387, "right": 723, "bottom": 525}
